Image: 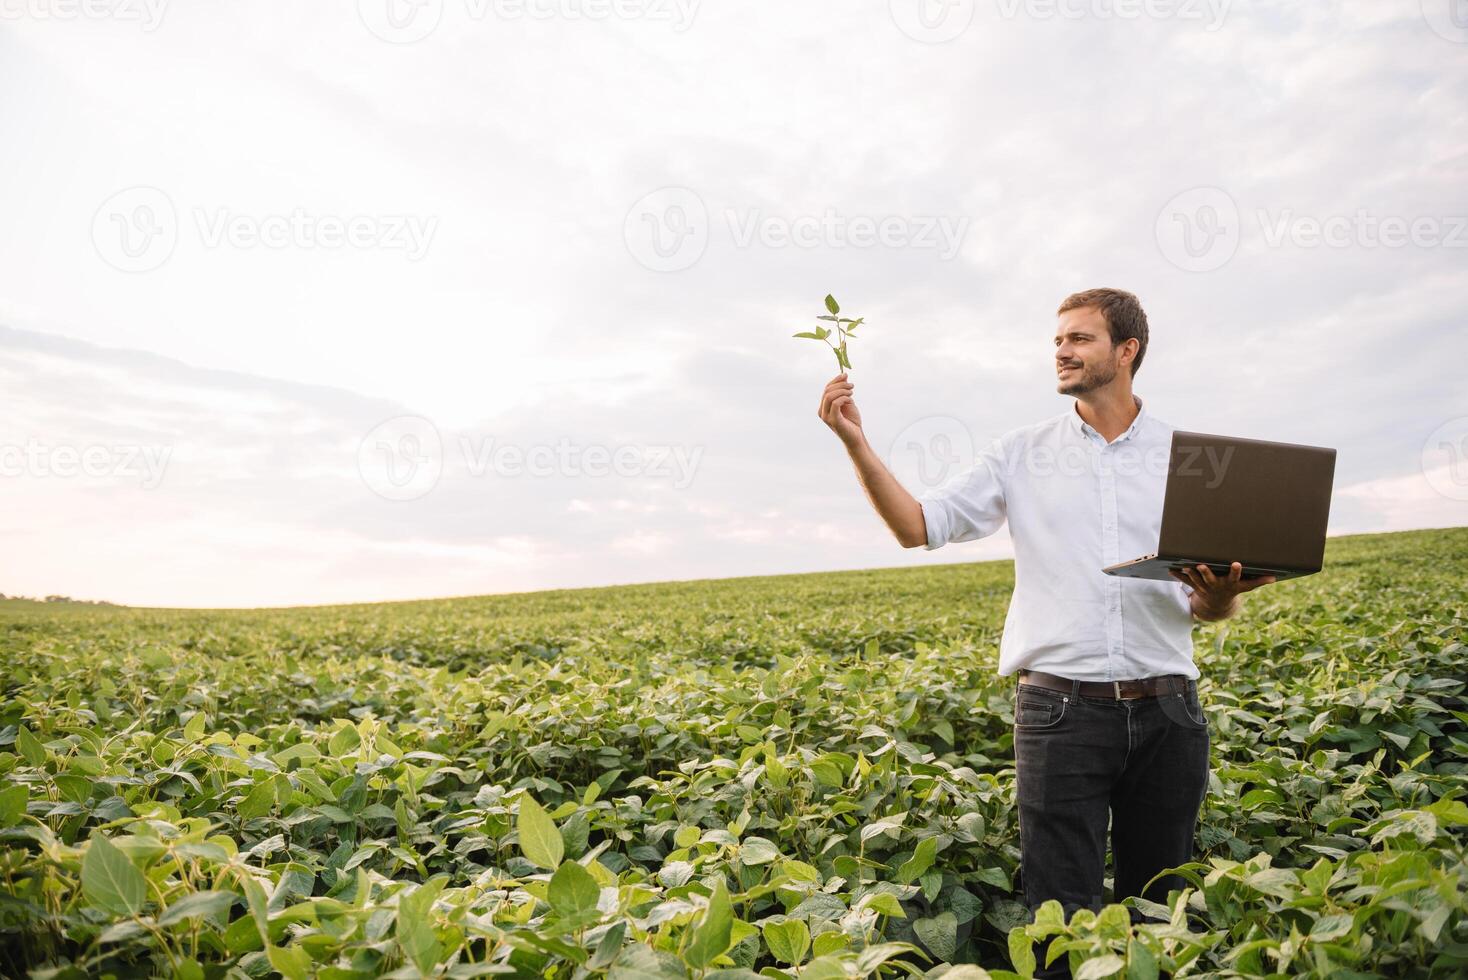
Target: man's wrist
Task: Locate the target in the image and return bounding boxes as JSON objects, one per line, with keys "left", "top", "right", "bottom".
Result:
{"left": 1192, "top": 591, "right": 1239, "bottom": 621}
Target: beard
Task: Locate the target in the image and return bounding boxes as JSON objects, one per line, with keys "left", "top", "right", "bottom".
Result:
{"left": 1057, "top": 358, "right": 1118, "bottom": 395}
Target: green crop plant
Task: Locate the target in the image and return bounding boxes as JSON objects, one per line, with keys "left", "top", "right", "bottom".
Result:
{"left": 793, "top": 294, "right": 864, "bottom": 371}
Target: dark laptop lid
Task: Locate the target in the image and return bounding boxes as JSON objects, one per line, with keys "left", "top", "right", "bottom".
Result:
{"left": 1157, "top": 430, "right": 1337, "bottom": 572}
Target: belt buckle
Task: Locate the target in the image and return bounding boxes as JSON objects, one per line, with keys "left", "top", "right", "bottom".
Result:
{"left": 1114, "top": 681, "right": 1123, "bottom": 699}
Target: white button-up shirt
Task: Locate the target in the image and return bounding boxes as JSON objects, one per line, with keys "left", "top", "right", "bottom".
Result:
{"left": 918, "top": 394, "right": 1198, "bottom": 681}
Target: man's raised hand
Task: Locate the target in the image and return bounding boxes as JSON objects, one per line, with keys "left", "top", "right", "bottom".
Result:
{"left": 819, "top": 372, "right": 864, "bottom": 448}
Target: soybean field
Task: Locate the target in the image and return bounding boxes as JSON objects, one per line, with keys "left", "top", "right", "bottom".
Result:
{"left": 1, "top": 525, "right": 1466, "bottom": 978}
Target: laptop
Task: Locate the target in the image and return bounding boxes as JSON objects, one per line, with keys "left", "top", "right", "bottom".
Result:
{"left": 1102, "top": 430, "right": 1337, "bottom": 582}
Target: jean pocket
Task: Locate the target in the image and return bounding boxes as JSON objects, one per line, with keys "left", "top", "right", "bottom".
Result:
{"left": 1014, "top": 688, "right": 1068, "bottom": 730}
{"left": 1159, "top": 686, "right": 1208, "bottom": 729}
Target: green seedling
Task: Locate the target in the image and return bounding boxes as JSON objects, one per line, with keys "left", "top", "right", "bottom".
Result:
{"left": 793, "top": 294, "right": 864, "bottom": 371}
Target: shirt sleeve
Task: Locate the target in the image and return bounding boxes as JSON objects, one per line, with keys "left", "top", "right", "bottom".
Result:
{"left": 916, "top": 434, "right": 1009, "bottom": 551}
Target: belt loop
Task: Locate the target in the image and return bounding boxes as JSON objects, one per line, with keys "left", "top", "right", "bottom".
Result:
{"left": 1070, "top": 677, "right": 1080, "bottom": 699}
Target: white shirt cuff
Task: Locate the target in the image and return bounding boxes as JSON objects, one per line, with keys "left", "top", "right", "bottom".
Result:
{"left": 919, "top": 498, "right": 946, "bottom": 551}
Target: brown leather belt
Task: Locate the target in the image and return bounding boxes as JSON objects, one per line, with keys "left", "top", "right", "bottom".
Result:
{"left": 1017, "top": 669, "right": 1191, "bottom": 700}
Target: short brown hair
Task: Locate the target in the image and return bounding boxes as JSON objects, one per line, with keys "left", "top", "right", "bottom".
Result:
{"left": 1057, "top": 287, "right": 1149, "bottom": 377}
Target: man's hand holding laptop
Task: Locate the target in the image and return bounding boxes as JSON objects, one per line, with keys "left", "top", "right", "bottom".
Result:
{"left": 1171, "top": 561, "right": 1277, "bottom": 621}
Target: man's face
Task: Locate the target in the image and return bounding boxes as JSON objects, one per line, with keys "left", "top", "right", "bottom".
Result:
{"left": 1054, "top": 306, "right": 1121, "bottom": 396}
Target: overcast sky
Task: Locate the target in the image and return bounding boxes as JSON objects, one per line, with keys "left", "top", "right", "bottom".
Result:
{"left": 1, "top": 1, "right": 1465, "bottom": 607}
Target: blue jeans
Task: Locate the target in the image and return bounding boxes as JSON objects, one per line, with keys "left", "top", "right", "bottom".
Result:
{"left": 1012, "top": 677, "right": 1210, "bottom": 978}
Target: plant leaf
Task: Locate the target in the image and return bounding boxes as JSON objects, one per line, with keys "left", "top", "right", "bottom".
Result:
{"left": 685, "top": 878, "right": 734, "bottom": 968}
{"left": 1075, "top": 954, "right": 1126, "bottom": 980}
{"left": 0, "top": 784, "right": 27, "bottom": 828}
{"left": 548, "top": 860, "right": 601, "bottom": 922}
{"left": 236, "top": 780, "right": 275, "bottom": 820}
{"left": 159, "top": 890, "right": 237, "bottom": 926}
{"left": 397, "top": 878, "right": 446, "bottom": 974}
{"left": 1008, "top": 927, "right": 1036, "bottom": 978}
{"left": 913, "top": 911, "right": 957, "bottom": 962}
{"left": 81, "top": 834, "right": 146, "bottom": 916}
{"left": 517, "top": 794, "right": 564, "bottom": 870}
{"left": 763, "top": 917, "right": 810, "bottom": 965}
{"left": 267, "top": 944, "right": 312, "bottom": 980}
{"left": 897, "top": 836, "right": 937, "bottom": 884}
{"left": 15, "top": 725, "right": 47, "bottom": 767}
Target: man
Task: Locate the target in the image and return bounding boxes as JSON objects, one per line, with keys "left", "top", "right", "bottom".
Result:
{"left": 817, "top": 288, "right": 1274, "bottom": 976}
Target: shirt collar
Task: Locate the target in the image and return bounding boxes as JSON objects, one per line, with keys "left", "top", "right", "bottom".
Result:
{"left": 1070, "top": 394, "right": 1146, "bottom": 444}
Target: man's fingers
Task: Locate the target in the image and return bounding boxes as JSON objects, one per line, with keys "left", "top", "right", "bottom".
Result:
{"left": 818, "top": 383, "right": 854, "bottom": 421}
{"left": 819, "top": 387, "right": 851, "bottom": 416}
{"left": 1174, "top": 560, "right": 1275, "bottom": 599}
{"left": 822, "top": 375, "right": 850, "bottom": 398}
